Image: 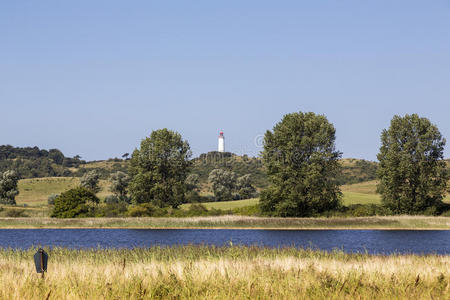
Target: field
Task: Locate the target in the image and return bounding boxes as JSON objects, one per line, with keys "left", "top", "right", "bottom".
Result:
{"left": 0, "top": 246, "right": 447, "bottom": 299}
{"left": 15, "top": 177, "right": 113, "bottom": 206}
{"left": 11, "top": 177, "right": 450, "bottom": 219}
{"left": 15, "top": 178, "right": 384, "bottom": 208}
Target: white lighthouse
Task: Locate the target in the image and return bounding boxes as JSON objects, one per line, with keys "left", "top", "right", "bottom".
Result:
{"left": 218, "top": 131, "right": 225, "bottom": 152}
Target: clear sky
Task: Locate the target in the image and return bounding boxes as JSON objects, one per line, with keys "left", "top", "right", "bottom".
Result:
{"left": 1, "top": 1, "right": 449, "bottom": 161}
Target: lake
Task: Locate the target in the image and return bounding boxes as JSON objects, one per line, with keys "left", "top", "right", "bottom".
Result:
{"left": 0, "top": 229, "right": 448, "bottom": 254}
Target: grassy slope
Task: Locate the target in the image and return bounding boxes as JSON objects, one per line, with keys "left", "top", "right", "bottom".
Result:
{"left": 16, "top": 177, "right": 112, "bottom": 206}
{"left": 15, "top": 178, "right": 449, "bottom": 210}
{"left": 0, "top": 247, "right": 448, "bottom": 300}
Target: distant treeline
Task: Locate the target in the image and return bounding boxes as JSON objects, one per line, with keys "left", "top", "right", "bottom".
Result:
{"left": 191, "top": 152, "right": 379, "bottom": 189}
{"left": 0, "top": 145, "right": 383, "bottom": 185}
{"left": 0, "top": 145, "right": 84, "bottom": 178}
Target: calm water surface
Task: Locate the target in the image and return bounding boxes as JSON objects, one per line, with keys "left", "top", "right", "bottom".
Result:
{"left": 0, "top": 229, "right": 448, "bottom": 254}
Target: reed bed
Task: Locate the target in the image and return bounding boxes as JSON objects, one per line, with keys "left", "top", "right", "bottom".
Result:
{"left": 0, "top": 215, "right": 448, "bottom": 229}
{"left": 0, "top": 246, "right": 447, "bottom": 299}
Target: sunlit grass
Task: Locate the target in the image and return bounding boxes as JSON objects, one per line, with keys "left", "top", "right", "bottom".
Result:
{"left": 0, "top": 246, "right": 447, "bottom": 299}
{"left": 0, "top": 215, "right": 447, "bottom": 229}
{"left": 16, "top": 177, "right": 112, "bottom": 206}
{"left": 342, "top": 192, "right": 381, "bottom": 205}
{"left": 181, "top": 198, "right": 259, "bottom": 210}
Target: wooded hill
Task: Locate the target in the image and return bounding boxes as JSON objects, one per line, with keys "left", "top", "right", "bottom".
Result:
{"left": 1, "top": 145, "right": 427, "bottom": 187}
{"left": 0, "top": 145, "right": 84, "bottom": 178}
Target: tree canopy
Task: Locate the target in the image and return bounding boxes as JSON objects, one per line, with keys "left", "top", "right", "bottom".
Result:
{"left": 128, "top": 129, "right": 192, "bottom": 208}
{"left": 51, "top": 187, "right": 99, "bottom": 218}
{"left": 0, "top": 170, "right": 19, "bottom": 205}
{"left": 377, "top": 114, "right": 448, "bottom": 214}
{"left": 260, "top": 111, "right": 342, "bottom": 217}
{"left": 208, "top": 169, "right": 237, "bottom": 201}
{"left": 109, "top": 171, "right": 130, "bottom": 198}
{"left": 80, "top": 170, "right": 101, "bottom": 193}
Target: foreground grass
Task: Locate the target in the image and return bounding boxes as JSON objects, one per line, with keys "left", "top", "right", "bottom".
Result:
{"left": 0, "top": 246, "right": 447, "bottom": 299}
{"left": 0, "top": 215, "right": 448, "bottom": 229}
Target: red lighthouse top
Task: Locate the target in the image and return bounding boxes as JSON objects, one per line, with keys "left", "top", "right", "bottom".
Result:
{"left": 219, "top": 131, "right": 224, "bottom": 137}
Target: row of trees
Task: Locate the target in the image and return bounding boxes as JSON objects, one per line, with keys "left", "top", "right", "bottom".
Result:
{"left": 0, "top": 145, "right": 84, "bottom": 178}
{"left": 260, "top": 112, "right": 448, "bottom": 216}
{"left": 19, "top": 111, "right": 448, "bottom": 218}
{"left": 208, "top": 170, "right": 256, "bottom": 201}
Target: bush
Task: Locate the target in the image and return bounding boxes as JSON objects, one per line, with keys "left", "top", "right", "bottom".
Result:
{"left": 127, "top": 203, "right": 167, "bottom": 217}
{"left": 48, "top": 194, "right": 59, "bottom": 205}
{"left": 104, "top": 195, "right": 131, "bottom": 204}
{"left": 182, "top": 204, "right": 209, "bottom": 216}
{"left": 95, "top": 203, "right": 128, "bottom": 217}
{"left": 184, "top": 191, "right": 202, "bottom": 203}
{"left": 51, "top": 187, "right": 99, "bottom": 218}
{"left": 4, "top": 209, "right": 28, "bottom": 217}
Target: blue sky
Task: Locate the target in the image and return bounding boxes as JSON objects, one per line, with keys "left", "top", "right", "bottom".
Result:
{"left": 1, "top": 1, "right": 449, "bottom": 161}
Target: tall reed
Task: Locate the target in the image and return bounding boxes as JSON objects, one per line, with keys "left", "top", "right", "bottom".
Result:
{"left": 0, "top": 246, "right": 447, "bottom": 299}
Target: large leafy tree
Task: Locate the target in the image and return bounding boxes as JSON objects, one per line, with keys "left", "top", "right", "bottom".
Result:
{"left": 0, "top": 170, "right": 19, "bottom": 205}
{"left": 260, "top": 112, "right": 342, "bottom": 217}
{"left": 377, "top": 114, "right": 448, "bottom": 214}
{"left": 129, "top": 129, "right": 192, "bottom": 208}
{"left": 208, "top": 169, "right": 237, "bottom": 201}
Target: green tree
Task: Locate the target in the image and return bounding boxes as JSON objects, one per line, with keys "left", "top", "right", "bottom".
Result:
{"left": 377, "top": 114, "right": 448, "bottom": 214}
{"left": 109, "top": 171, "right": 130, "bottom": 198}
{"left": 0, "top": 170, "right": 19, "bottom": 205}
{"left": 128, "top": 128, "right": 192, "bottom": 208}
{"left": 185, "top": 174, "right": 200, "bottom": 191}
{"left": 236, "top": 174, "right": 256, "bottom": 199}
{"left": 51, "top": 187, "right": 99, "bottom": 218}
{"left": 80, "top": 170, "right": 101, "bottom": 193}
{"left": 260, "top": 112, "right": 342, "bottom": 217}
{"left": 208, "top": 169, "right": 236, "bottom": 201}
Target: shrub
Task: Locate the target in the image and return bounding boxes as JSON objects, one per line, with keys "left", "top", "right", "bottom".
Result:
{"left": 4, "top": 209, "right": 28, "bottom": 217}
{"left": 184, "top": 190, "right": 202, "bottom": 203}
{"left": 48, "top": 194, "right": 59, "bottom": 205}
{"left": 51, "top": 187, "right": 99, "bottom": 218}
{"left": 104, "top": 195, "right": 131, "bottom": 204}
{"left": 95, "top": 203, "right": 128, "bottom": 217}
{"left": 104, "top": 195, "right": 120, "bottom": 204}
{"left": 127, "top": 203, "right": 167, "bottom": 217}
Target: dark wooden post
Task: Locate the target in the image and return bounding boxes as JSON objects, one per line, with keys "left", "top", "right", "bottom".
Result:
{"left": 40, "top": 249, "right": 45, "bottom": 279}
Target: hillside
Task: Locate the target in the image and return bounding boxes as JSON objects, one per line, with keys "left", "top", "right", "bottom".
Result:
{"left": 2, "top": 145, "right": 447, "bottom": 197}
{"left": 0, "top": 145, "right": 84, "bottom": 178}
{"left": 190, "top": 152, "right": 379, "bottom": 189}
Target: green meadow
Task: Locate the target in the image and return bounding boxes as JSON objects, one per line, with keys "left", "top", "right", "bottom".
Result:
{"left": 15, "top": 178, "right": 385, "bottom": 208}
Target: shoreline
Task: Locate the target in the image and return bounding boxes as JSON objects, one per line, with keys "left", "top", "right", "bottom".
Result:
{"left": 0, "top": 215, "right": 448, "bottom": 230}
{"left": 0, "top": 226, "right": 448, "bottom": 230}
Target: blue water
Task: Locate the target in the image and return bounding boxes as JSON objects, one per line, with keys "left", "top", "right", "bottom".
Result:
{"left": 0, "top": 229, "right": 448, "bottom": 254}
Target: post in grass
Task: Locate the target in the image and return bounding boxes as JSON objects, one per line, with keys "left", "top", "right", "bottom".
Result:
{"left": 34, "top": 248, "right": 48, "bottom": 279}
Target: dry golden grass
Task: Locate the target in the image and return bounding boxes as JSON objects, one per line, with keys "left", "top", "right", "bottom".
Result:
{"left": 0, "top": 247, "right": 447, "bottom": 299}
{"left": 0, "top": 215, "right": 448, "bottom": 229}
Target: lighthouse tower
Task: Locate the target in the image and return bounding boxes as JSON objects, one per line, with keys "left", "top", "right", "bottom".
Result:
{"left": 218, "top": 131, "right": 225, "bottom": 152}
